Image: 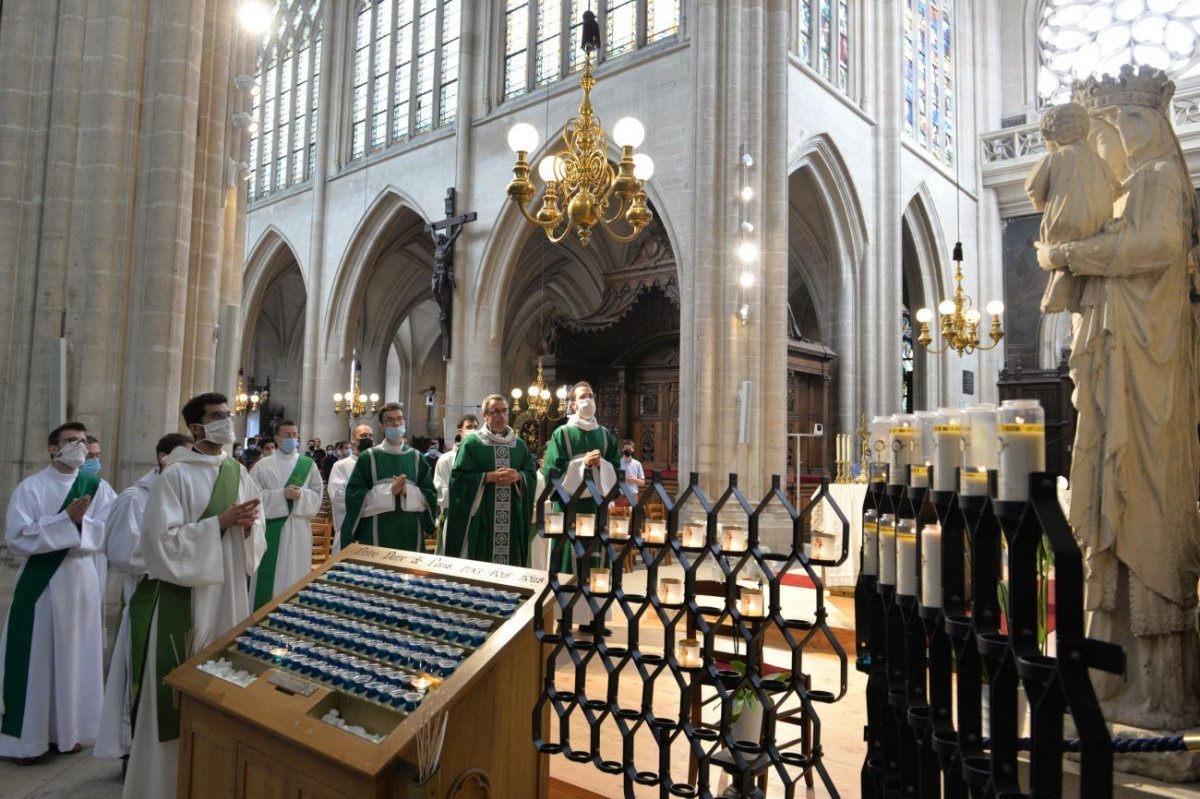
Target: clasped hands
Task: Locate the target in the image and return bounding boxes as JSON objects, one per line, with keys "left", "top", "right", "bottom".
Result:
{"left": 218, "top": 499, "right": 261, "bottom": 536}
{"left": 66, "top": 496, "right": 91, "bottom": 526}
{"left": 284, "top": 486, "right": 303, "bottom": 501}
{"left": 390, "top": 474, "right": 408, "bottom": 496}
{"left": 487, "top": 467, "right": 521, "bottom": 485}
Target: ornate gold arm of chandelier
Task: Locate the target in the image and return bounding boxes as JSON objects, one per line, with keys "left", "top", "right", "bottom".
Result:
{"left": 510, "top": 358, "right": 569, "bottom": 422}
{"left": 915, "top": 243, "right": 1004, "bottom": 357}
{"left": 234, "top": 368, "right": 267, "bottom": 415}
{"left": 505, "top": 11, "right": 654, "bottom": 248}
{"left": 332, "top": 363, "right": 379, "bottom": 420}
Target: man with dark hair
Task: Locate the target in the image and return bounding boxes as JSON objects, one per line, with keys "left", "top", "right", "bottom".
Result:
{"left": 95, "top": 432, "right": 194, "bottom": 762}
{"left": 83, "top": 434, "right": 103, "bottom": 476}
{"left": 619, "top": 439, "right": 646, "bottom": 501}
{"left": 123, "top": 393, "right": 265, "bottom": 799}
{"left": 328, "top": 423, "right": 374, "bottom": 552}
{"left": 256, "top": 435, "right": 276, "bottom": 459}
{"left": 0, "top": 421, "right": 117, "bottom": 763}
{"left": 341, "top": 403, "right": 436, "bottom": 552}
{"left": 249, "top": 419, "right": 323, "bottom": 610}
{"left": 434, "top": 414, "right": 480, "bottom": 518}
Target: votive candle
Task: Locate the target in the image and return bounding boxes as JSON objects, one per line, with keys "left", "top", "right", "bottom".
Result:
{"left": 932, "top": 408, "right": 963, "bottom": 493}
{"left": 644, "top": 520, "right": 667, "bottom": 544}
{"left": 896, "top": 519, "right": 917, "bottom": 597}
{"left": 659, "top": 578, "right": 684, "bottom": 605}
{"left": 575, "top": 513, "right": 596, "bottom": 537}
{"left": 740, "top": 588, "right": 765, "bottom": 617}
{"left": 909, "top": 465, "right": 930, "bottom": 489}
{"left": 889, "top": 415, "right": 917, "bottom": 486}
{"left": 722, "top": 525, "right": 748, "bottom": 552}
{"left": 545, "top": 512, "right": 564, "bottom": 535}
{"left": 960, "top": 468, "right": 989, "bottom": 497}
{"left": 862, "top": 510, "right": 879, "bottom": 576}
{"left": 920, "top": 523, "right": 943, "bottom": 608}
{"left": 997, "top": 399, "right": 1046, "bottom": 502}
{"left": 878, "top": 514, "right": 897, "bottom": 586}
{"left": 682, "top": 523, "right": 706, "bottom": 548}
{"left": 589, "top": 568, "right": 611, "bottom": 595}
{"left": 678, "top": 638, "right": 701, "bottom": 668}
{"left": 608, "top": 516, "right": 630, "bottom": 539}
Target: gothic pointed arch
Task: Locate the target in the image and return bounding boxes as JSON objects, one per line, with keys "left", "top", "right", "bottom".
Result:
{"left": 241, "top": 225, "right": 306, "bottom": 356}
{"left": 323, "top": 186, "right": 432, "bottom": 361}
{"left": 902, "top": 184, "right": 952, "bottom": 409}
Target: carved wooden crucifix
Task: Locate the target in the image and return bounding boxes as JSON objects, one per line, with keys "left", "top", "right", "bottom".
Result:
{"left": 425, "top": 187, "right": 476, "bottom": 361}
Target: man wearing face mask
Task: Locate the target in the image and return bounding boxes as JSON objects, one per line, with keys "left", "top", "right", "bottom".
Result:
{"left": 328, "top": 424, "right": 374, "bottom": 552}
{"left": 340, "top": 403, "right": 437, "bottom": 552}
{"left": 433, "top": 415, "right": 479, "bottom": 519}
{"left": 0, "top": 422, "right": 117, "bottom": 763}
{"left": 82, "top": 434, "right": 117, "bottom": 638}
{"left": 543, "top": 383, "right": 622, "bottom": 563}
{"left": 123, "top": 393, "right": 266, "bottom": 799}
{"left": 248, "top": 420, "right": 325, "bottom": 611}
{"left": 95, "top": 433, "right": 194, "bottom": 763}
{"left": 619, "top": 439, "right": 646, "bottom": 502}
{"left": 444, "top": 399, "right": 535, "bottom": 565}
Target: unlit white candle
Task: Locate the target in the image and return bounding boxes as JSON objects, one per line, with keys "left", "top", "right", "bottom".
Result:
{"left": 997, "top": 424, "right": 1045, "bottom": 502}
{"left": 896, "top": 522, "right": 917, "bottom": 596}
{"left": 921, "top": 523, "right": 943, "bottom": 608}
{"left": 878, "top": 514, "right": 897, "bottom": 585}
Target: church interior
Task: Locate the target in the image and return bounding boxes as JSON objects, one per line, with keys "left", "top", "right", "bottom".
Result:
{"left": 3, "top": 1, "right": 1200, "bottom": 797}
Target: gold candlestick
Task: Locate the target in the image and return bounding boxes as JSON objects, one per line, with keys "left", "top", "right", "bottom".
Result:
{"left": 854, "top": 413, "right": 869, "bottom": 484}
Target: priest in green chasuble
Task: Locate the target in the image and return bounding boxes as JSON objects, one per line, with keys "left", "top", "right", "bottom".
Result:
{"left": 542, "top": 382, "right": 623, "bottom": 575}
{"left": 341, "top": 402, "right": 437, "bottom": 552}
{"left": 444, "top": 395, "right": 536, "bottom": 565}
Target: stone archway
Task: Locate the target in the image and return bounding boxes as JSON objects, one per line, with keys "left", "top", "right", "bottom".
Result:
{"left": 902, "top": 185, "right": 952, "bottom": 411}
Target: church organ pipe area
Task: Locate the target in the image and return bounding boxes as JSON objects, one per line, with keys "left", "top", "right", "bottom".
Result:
{"left": 166, "top": 546, "right": 550, "bottom": 798}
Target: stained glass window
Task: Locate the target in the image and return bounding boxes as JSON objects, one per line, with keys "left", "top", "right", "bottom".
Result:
{"left": 901, "top": 308, "right": 915, "bottom": 413}
{"left": 903, "top": 0, "right": 955, "bottom": 166}
{"left": 794, "top": 0, "right": 852, "bottom": 97}
{"left": 350, "top": 0, "right": 462, "bottom": 162}
{"left": 248, "top": 0, "right": 322, "bottom": 200}
{"left": 1036, "top": 0, "right": 1200, "bottom": 106}
{"left": 502, "top": 1, "right": 682, "bottom": 102}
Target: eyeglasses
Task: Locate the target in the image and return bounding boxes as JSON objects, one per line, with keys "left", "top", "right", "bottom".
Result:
{"left": 205, "top": 411, "right": 235, "bottom": 421}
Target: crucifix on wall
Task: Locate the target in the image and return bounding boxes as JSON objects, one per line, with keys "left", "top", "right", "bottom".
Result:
{"left": 426, "top": 187, "right": 476, "bottom": 361}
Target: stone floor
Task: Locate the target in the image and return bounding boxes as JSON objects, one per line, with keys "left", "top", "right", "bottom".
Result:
{"left": 0, "top": 747, "right": 124, "bottom": 799}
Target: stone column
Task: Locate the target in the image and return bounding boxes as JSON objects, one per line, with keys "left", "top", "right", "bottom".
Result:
{"left": 682, "top": 0, "right": 790, "bottom": 498}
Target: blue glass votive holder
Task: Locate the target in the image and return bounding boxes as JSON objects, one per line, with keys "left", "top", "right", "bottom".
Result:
{"left": 402, "top": 692, "right": 423, "bottom": 712}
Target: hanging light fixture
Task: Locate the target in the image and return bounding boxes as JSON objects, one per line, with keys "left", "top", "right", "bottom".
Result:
{"left": 234, "top": 368, "right": 267, "bottom": 416}
{"left": 915, "top": 243, "right": 1005, "bottom": 356}
{"left": 510, "top": 358, "right": 569, "bottom": 422}
{"left": 505, "top": 10, "right": 654, "bottom": 247}
{"left": 332, "top": 361, "right": 380, "bottom": 420}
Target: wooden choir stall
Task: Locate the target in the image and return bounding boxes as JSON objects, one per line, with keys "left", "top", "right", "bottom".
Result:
{"left": 166, "top": 545, "right": 551, "bottom": 799}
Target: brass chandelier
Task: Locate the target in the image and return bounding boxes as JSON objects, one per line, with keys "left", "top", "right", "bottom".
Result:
{"left": 332, "top": 362, "right": 379, "bottom": 420}
{"left": 234, "top": 368, "right": 268, "bottom": 416}
{"left": 505, "top": 11, "right": 654, "bottom": 247}
{"left": 915, "top": 243, "right": 1005, "bottom": 357}
{"left": 510, "top": 358, "right": 568, "bottom": 422}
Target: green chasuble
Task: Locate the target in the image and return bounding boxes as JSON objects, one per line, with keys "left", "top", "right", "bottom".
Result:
{"left": 340, "top": 445, "right": 437, "bottom": 552}
{"left": 443, "top": 430, "right": 536, "bottom": 566}
{"left": 542, "top": 422, "right": 622, "bottom": 574}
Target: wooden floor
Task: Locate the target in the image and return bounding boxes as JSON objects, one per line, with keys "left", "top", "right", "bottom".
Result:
{"left": 546, "top": 566, "right": 866, "bottom": 797}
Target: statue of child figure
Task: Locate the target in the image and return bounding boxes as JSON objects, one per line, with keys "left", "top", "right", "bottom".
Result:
{"left": 1024, "top": 102, "right": 1120, "bottom": 313}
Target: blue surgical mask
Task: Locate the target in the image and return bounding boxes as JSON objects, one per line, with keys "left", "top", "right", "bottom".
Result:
{"left": 384, "top": 426, "right": 406, "bottom": 442}
{"left": 279, "top": 438, "right": 299, "bottom": 454}
{"left": 82, "top": 458, "right": 101, "bottom": 475}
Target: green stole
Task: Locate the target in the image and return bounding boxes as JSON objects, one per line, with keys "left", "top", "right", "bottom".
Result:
{"left": 128, "top": 456, "right": 240, "bottom": 743}
{"left": 1, "top": 470, "right": 100, "bottom": 737}
{"left": 253, "top": 456, "right": 315, "bottom": 610}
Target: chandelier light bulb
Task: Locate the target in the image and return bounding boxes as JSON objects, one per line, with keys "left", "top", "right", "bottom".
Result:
{"left": 540, "top": 388, "right": 551, "bottom": 401}
{"left": 556, "top": 385, "right": 568, "bottom": 399}
{"left": 632, "top": 153, "right": 655, "bottom": 181}
{"left": 511, "top": 388, "right": 523, "bottom": 399}
{"left": 915, "top": 307, "right": 934, "bottom": 324}
{"left": 528, "top": 384, "right": 539, "bottom": 397}
{"left": 250, "top": 393, "right": 260, "bottom": 404}
{"left": 741, "top": 186, "right": 754, "bottom": 202}
{"left": 964, "top": 309, "right": 982, "bottom": 324}
{"left": 357, "top": 393, "right": 367, "bottom": 403}
{"left": 985, "top": 300, "right": 1005, "bottom": 315}
{"left": 737, "top": 241, "right": 759, "bottom": 263}
{"left": 369, "top": 393, "right": 380, "bottom": 403}
{"left": 333, "top": 393, "right": 344, "bottom": 402}
{"left": 507, "top": 123, "right": 539, "bottom": 154}
{"left": 537, "top": 156, "right": 558, "bottom": 182}
{"left": 739, "top": 271, "right": 756, "bottom": 288}
{"left": 740, "top": 221, "right": 754, "bottom": 234}
{"left": 612, "top": 117, "right": 645, "bottom": 148}
{"left": 238, "top": 1, "right": 273, "bottom": 35}
{"left": 938, "top": 299, "right": 956, "bottom": 315}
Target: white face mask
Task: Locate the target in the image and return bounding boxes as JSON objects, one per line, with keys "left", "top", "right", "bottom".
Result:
{"left": 55, "top": 440, "right": 87, "bottom": 469}
{"left": 575, "top": 397, "right": 596, "bottom": 420}
{"left": 201, "top": 416, "right": 236, "bottom": 446}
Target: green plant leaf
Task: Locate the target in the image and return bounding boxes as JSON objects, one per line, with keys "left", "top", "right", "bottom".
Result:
{"left": 732, "top": 693, "right": 744, "bottom": 720}
{"left": 730, "top": 659, "right": 747, "bottom": 677}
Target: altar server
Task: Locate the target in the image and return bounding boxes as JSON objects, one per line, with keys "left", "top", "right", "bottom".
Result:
{"left": 0, "top": 422, "right": 117, "bottom": 763}
{"left": 122, "top": 393, "right": 265, "bottom": 799}
{"left": 95, "top": 433, "right": 193, "bottom": 761}
{"left": 249, "top": 419, "right": 324, "bottom": 609}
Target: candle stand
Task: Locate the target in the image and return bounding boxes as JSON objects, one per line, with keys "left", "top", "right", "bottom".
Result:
{"left": 856, "top": 468, "right": 1125, "bottom": 798}
{"left": 531, "top": 470, "right": 851, "bottom": 798}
